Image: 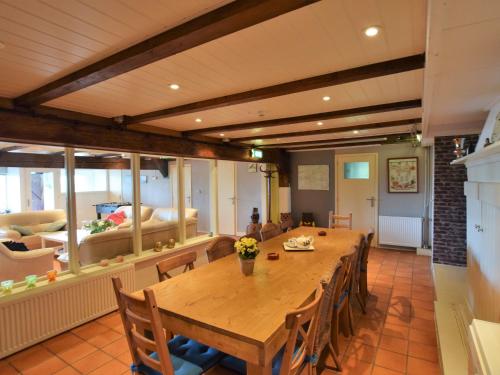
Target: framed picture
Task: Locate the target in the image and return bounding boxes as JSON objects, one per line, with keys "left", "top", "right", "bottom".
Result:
{"left": 247, "top": 163, "right": 258, "bottom": 173}
{"left": 387, "top": 157, "right": 418, "bottom": 193}
{"left": 298, "top": 164, "right": 329, "bottom": 190}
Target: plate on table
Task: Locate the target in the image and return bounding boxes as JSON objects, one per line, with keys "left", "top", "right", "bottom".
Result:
{"left": 283, "top": 242, "right": 315, "bottom": 251}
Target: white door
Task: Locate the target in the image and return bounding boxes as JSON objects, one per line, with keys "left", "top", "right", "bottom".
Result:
{"left": 170, "top": 164, "right": 192, "bottom": 209}
{"left": 217, "top": 160, "right": 236, "bottom": 235}
{"left": 25, "top": 169, "right": 56, "bottom": 211}
{"left": 335, "top": 153, "right": 378, "bottom": 241}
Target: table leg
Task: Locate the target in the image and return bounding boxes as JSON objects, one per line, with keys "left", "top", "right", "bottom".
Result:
{"left": 41, "top": 237, "right": 46, "bottom": 248}
{"left": 247, "top": 362, "right": 272, "bottom": 375}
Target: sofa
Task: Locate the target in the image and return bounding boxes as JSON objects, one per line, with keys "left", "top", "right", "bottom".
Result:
{"left": 78, "top": 207, "right": 198, "bottom": 265}
{"left": 0, "top": 241, "right": 55, "bottom": 282}
{"left": 0, "top": 210, "right": 67, "bottom": 249}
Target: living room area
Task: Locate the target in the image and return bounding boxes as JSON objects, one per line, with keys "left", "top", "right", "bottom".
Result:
{"left": 0, "top": 141, "right": 265, "bottom": 284}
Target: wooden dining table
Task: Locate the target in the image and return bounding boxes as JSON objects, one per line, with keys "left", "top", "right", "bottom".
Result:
{"left": 134, "top": 226, "right": 364, "bottom": 375}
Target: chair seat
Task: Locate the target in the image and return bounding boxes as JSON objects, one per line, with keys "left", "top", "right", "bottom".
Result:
{"left": 168, "top": 335, "right": 224, "bottom": 371}
{"left": 133, "top": 352, "right": 203, "bottom": 375}
{"left": 220, "top": 346, "right": 306, "bottom": 375}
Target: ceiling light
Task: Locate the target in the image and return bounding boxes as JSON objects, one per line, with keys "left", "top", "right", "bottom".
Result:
{"left": 219, "top": 133, "right": 225, "bottom": 137}
{"left": 195, "top": 118, "right": 202, "bottom": 123}
{"left": 353, "top": 130, "right": 360, "bottom": 134}
{"left": 317, "top": 121, "right": 323, "bottom": 126}
{"left": 364, "top": 26, "right": 380, "bottom": 37}
{"left": 322, "top": 96, "right": 331, "bottom": 102}
{"left": 169, "top": 83, "right": 180, "bottom": 90}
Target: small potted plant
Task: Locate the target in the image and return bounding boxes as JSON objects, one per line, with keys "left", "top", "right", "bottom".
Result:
{"left": 235, "top": 237, "right": 259, "bottom": 276}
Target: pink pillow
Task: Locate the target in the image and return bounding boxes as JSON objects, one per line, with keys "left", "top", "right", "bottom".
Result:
{"left": 107, "top": 210, "right": 126, "bottom": 225}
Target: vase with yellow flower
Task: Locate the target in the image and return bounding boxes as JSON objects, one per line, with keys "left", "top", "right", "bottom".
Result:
{"left": 234, "top": 237, "right": 259, "bottom": 276}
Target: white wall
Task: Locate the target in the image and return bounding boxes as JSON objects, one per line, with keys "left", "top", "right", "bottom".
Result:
{"left": 121, "top": 170, "right": 172, "bottom": 209}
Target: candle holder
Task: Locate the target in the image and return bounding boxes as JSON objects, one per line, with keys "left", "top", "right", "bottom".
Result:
{"left": 167, "top": 239, "right": 175, "bottom": 249}
{"left": 154, "top": 241, "right": 163, "bottom": 252}
{"left": 46, "top": 270, "right": 57, "bottom": 282}
{"left": 1, "top": 280, "right": 14, "bottom": 293}
{"left": 25, "top": 274, "right": 37, "bottom": 288}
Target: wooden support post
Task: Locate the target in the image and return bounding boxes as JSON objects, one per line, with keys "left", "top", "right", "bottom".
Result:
{"left": 65, "top": 147, "right": 79, "bottom": 274}
{"left": 131, "top": 153, "right": 142, "bottom": 256}
{"left": 177, "top": 158, "right": 186, "bottom": 244}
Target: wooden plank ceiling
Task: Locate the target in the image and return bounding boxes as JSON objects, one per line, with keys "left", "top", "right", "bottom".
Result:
{"left": 0, "top": 0, "right": 426, "bottom": 151}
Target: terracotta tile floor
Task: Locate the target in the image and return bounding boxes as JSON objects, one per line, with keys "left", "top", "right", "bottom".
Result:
{"left": 0, "top": 248, "right": 441, "bottom": 375}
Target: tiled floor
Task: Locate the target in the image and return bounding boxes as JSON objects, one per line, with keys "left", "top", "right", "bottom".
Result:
{"left": 0, "top": 248, "right": 441, "bottom": 375}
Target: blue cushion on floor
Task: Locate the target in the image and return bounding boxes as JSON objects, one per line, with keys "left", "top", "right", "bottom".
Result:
{"left": 168, "top": 335, "right": 224, "bottom": 371}
{"left": 132, "top": 352, "right": 203, "bottom": 375}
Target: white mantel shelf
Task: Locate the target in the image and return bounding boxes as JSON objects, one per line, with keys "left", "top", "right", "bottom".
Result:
{"left": 451, "top": 142, "right": 500, "bottom": 165}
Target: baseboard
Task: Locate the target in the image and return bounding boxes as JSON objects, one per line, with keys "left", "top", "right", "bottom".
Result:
{"left": 417, "top": 247, "right": 432, "bottom": 256}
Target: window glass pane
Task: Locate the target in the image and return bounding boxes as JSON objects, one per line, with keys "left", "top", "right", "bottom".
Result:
{"left": 60, "top": 169, "right": 107, "bottom": 193}
{"left": 344, "top": 162, "right": 369, "bottom": 179}
{"left": 0, "top": 143, "right": 67, "bottom": 283}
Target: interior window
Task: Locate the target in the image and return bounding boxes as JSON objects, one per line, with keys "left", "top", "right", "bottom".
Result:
{"left": 344, "top": 162, "right": 369, "bottom": 179}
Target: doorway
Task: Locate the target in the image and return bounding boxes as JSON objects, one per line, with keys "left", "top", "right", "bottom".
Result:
{"left": 335, "top": 153, "right": 378, "bottom": 243}
{"left": 26, "top": 170, "right": 55, "bottom": 211}
{"left": 217, "top": 160, "right": 236, "bottom": 235}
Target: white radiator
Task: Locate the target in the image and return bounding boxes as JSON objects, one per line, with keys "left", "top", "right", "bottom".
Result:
{"left": 379, "top": 216, "right": 423, "bottom": 248}
{"left": 0, "top": 264, "right": 135, "bottom": 359}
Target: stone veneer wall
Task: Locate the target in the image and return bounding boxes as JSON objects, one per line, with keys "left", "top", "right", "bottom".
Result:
{"left": 433, "top": 135, "right": 478, "bottom": 266}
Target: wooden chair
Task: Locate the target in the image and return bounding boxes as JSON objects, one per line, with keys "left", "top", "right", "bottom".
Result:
{"left": 312, "top": 261, "right": 346, "bottom": 373}
{"left": 359, "top": 230, "right": 375, "bottom": 305}
{"left": 280, "top": 212, "right": 293, "bottom": 232}
{"left": 220, "top": 286, "right": 324, "bottom": 375}
{"left": 260, "top": 222, "right": 282, "bottom": 241}
{"left": 328, "top": 211, "right": 352, "bottom": 229}
{"left": 351, "top": 236, "right": 368, "bottom": 314}
{"left": 300, "top": 212, "right": 316, "bottom": 227}
{"left": 205, "top": 236, "right": 236, "bottom": 263}
{"left": 156, "top": 251, "right": 197, "bottom": 282}
{"left": 111, "top": 277, "right": 204, "bottom": 375}
{"left": 239, "top": 231, "right": 261, "bottom": 243}
{"left": 331, "top": 247, "right": 358, "bottom": 354}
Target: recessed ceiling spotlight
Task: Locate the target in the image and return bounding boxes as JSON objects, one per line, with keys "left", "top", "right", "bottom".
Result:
{"left": 195, "top": 118, "right": 202, "bottom": 123}
{"left": 353, "top": 130, "right": 360, "bottom": 134}
{"left": 322, "top": 96, "right": 331, "bottom": 102}
{"left": 364, "top": 26, "right": 380, "bottom": 37}
{"left": 317, "top": 121, "right": 323, "bottom": 126}
{"left": 219, "top": 133, "right": 225, "bottom": 137}
{"left": 169, "top": 83, "right": 180, "bottom": 90}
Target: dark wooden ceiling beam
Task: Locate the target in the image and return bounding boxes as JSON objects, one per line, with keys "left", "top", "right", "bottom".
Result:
{"left": 0, "top": 145, "right": 25, "bottom": 152}
{"left": 288, "top": 135, "right": 414, "bottom": 151}
{"left": 125, "top": 54, "right": 425, "bottom": 124}
{"left": 184, "top": 99, "right": 421, "bottom": 136}
{"left": 262, "top": 133, "right": 412, "bottom": 148}
{"left": 230, "top": 117, "right": 421, "bottom": 142}
{"left": 14, "top": 0, "right": 319, "bottom": 106}
{"left": 0, "top": 108, "right": 284, "bottom": 165}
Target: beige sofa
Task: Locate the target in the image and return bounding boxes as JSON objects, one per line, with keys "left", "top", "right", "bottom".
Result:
{"left": 0, "top": 241, "right": 55, "bottom": 282}
{"left": 0, "top": 210, "right": 66, "bottom": 249}
{"left": 78, "top": 207, "right": 198, "bottom": 265}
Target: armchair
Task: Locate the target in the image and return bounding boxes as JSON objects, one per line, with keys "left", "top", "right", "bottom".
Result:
{"left": 0, "top": 242, "right": 55, "bottom": 282}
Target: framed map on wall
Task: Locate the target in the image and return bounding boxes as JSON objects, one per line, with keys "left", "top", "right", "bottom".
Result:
{"left": 387, "top": 157, "right": 418, "bottom": 193}
{"left": 298, "top": 165, "right": 329, "bottom": 190}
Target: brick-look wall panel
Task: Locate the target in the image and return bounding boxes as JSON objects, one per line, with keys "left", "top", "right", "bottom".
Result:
{"left": 433, "top": 135, "right": 478, "bottom": 266}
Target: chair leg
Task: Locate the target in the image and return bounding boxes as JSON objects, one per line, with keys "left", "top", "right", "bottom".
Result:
{"left": 347, "top": 298, "right": 355, "bottom": 336}
{"left": 328, "top": 341, "right": 342, "bottom": 371}
{"left": 356, "top": 291, "right": 366, "bottom": 314}
{"left": 340, "top": 305, "right": 350, "bottom": 337}
{"left": 331, "top": 310, "right": 340, "bottom": 354}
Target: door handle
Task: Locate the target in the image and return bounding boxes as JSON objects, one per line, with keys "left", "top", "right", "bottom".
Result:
{"left": 366, "top": 196, "right": 375, "bottom": 207}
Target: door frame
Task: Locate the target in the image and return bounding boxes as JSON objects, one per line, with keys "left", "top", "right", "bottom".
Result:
{"left": 217, "top": 160, "right": 237, "bottom": 236}
{"left": 334, "top": 152, "right": 379, "bottom": 245}
{"left": 23, "top": 168, "right": 59, "bottom": 211}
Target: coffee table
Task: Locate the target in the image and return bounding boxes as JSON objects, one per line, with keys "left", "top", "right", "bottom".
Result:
{"left": 39, "top": 229, "right": 89, "bottom": 264}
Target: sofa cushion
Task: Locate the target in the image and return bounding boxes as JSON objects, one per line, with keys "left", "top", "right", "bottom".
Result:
{"left": 107, "top": 211, "right": 126, "bottom": 225}
{"left": 44, "top": 220, "right": 67, "bottom": 232}
{"left": 3, "top": 241, "right": 29, "bottom": 251}
{"left": 115, "top": 205, "right": 153, "bottom": 221}
{"left": 10, "top": 224, "right": 33, "bottom": 236}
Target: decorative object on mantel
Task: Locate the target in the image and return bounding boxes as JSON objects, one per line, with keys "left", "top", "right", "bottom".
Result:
{"left": 234, "top": 237, "right": 259, "bottom": 276}
{"left": 115, "top": 255, "right": 124, "bottom": 263}
{"left": 251, "top": 207, "right": 259, "bottom": 224}
{"left": 300, "top": 212, "right": 316, "bottom": 227}
{"left": 267, "top": 252, "right": 279, "bottom": 260}
{"left": 246, "top": 207, "right": 262, "bottom": 234}
{"left": 453, "top": 137, "right": 466, "bottom": 158}
{"left": 260, "top": 165, "right": 278, "bottom": 223}
{"left": 318, "top": 230, "right": 327, "bottom": 236}
{"left": 46, "top": 270, "right": 57, "bottom": 282}
{"left": 167, "top": 238, "right": 175, "bottom": 249}
{"left": 388, "top": 157, "right": 418, "bottom": 193}
{"left": 25, "top": 274, "right": 37, "bottom": 288}
{"left": 1, "top": 279, "right": 14, "bottom": 294}
{"left": 154, "top": 241, "right": 163, "bottom": 252}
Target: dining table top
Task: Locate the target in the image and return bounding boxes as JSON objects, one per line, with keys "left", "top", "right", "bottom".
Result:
{"left": 134, "top": 226, "right": 364, "bottom": 348}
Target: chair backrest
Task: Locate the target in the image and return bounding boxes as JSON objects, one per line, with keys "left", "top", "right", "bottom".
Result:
{"left": 205, "top": 236, "right": 236, "bottom": 263}
{"left": 340, "top": 246, "right": 358, "bottom": 295}
{"left": 156, "top": 251, "right": 197, "bottom": 281}
{"left": 112, "top": 277, "right": 174, "bottom": 375}
{"left": 360, "top": 230, "right": 375, "bottom": 272}
{"left": 300, "top": 212, "right": 315, "bottom": 227}
{"left": 313, "top": 261, "right": 346, "bottom": 355}
{"left": 328, "top": 211, "right": 352, "bottom": 230}
{"left": 239, "top": 231, "right": 261, "bottom": 243}
{"left": 260, "top": 222, "right": 282, "bottom": 241}
{"left": 280, "top": 286, "right": 324, "bottom": 375}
